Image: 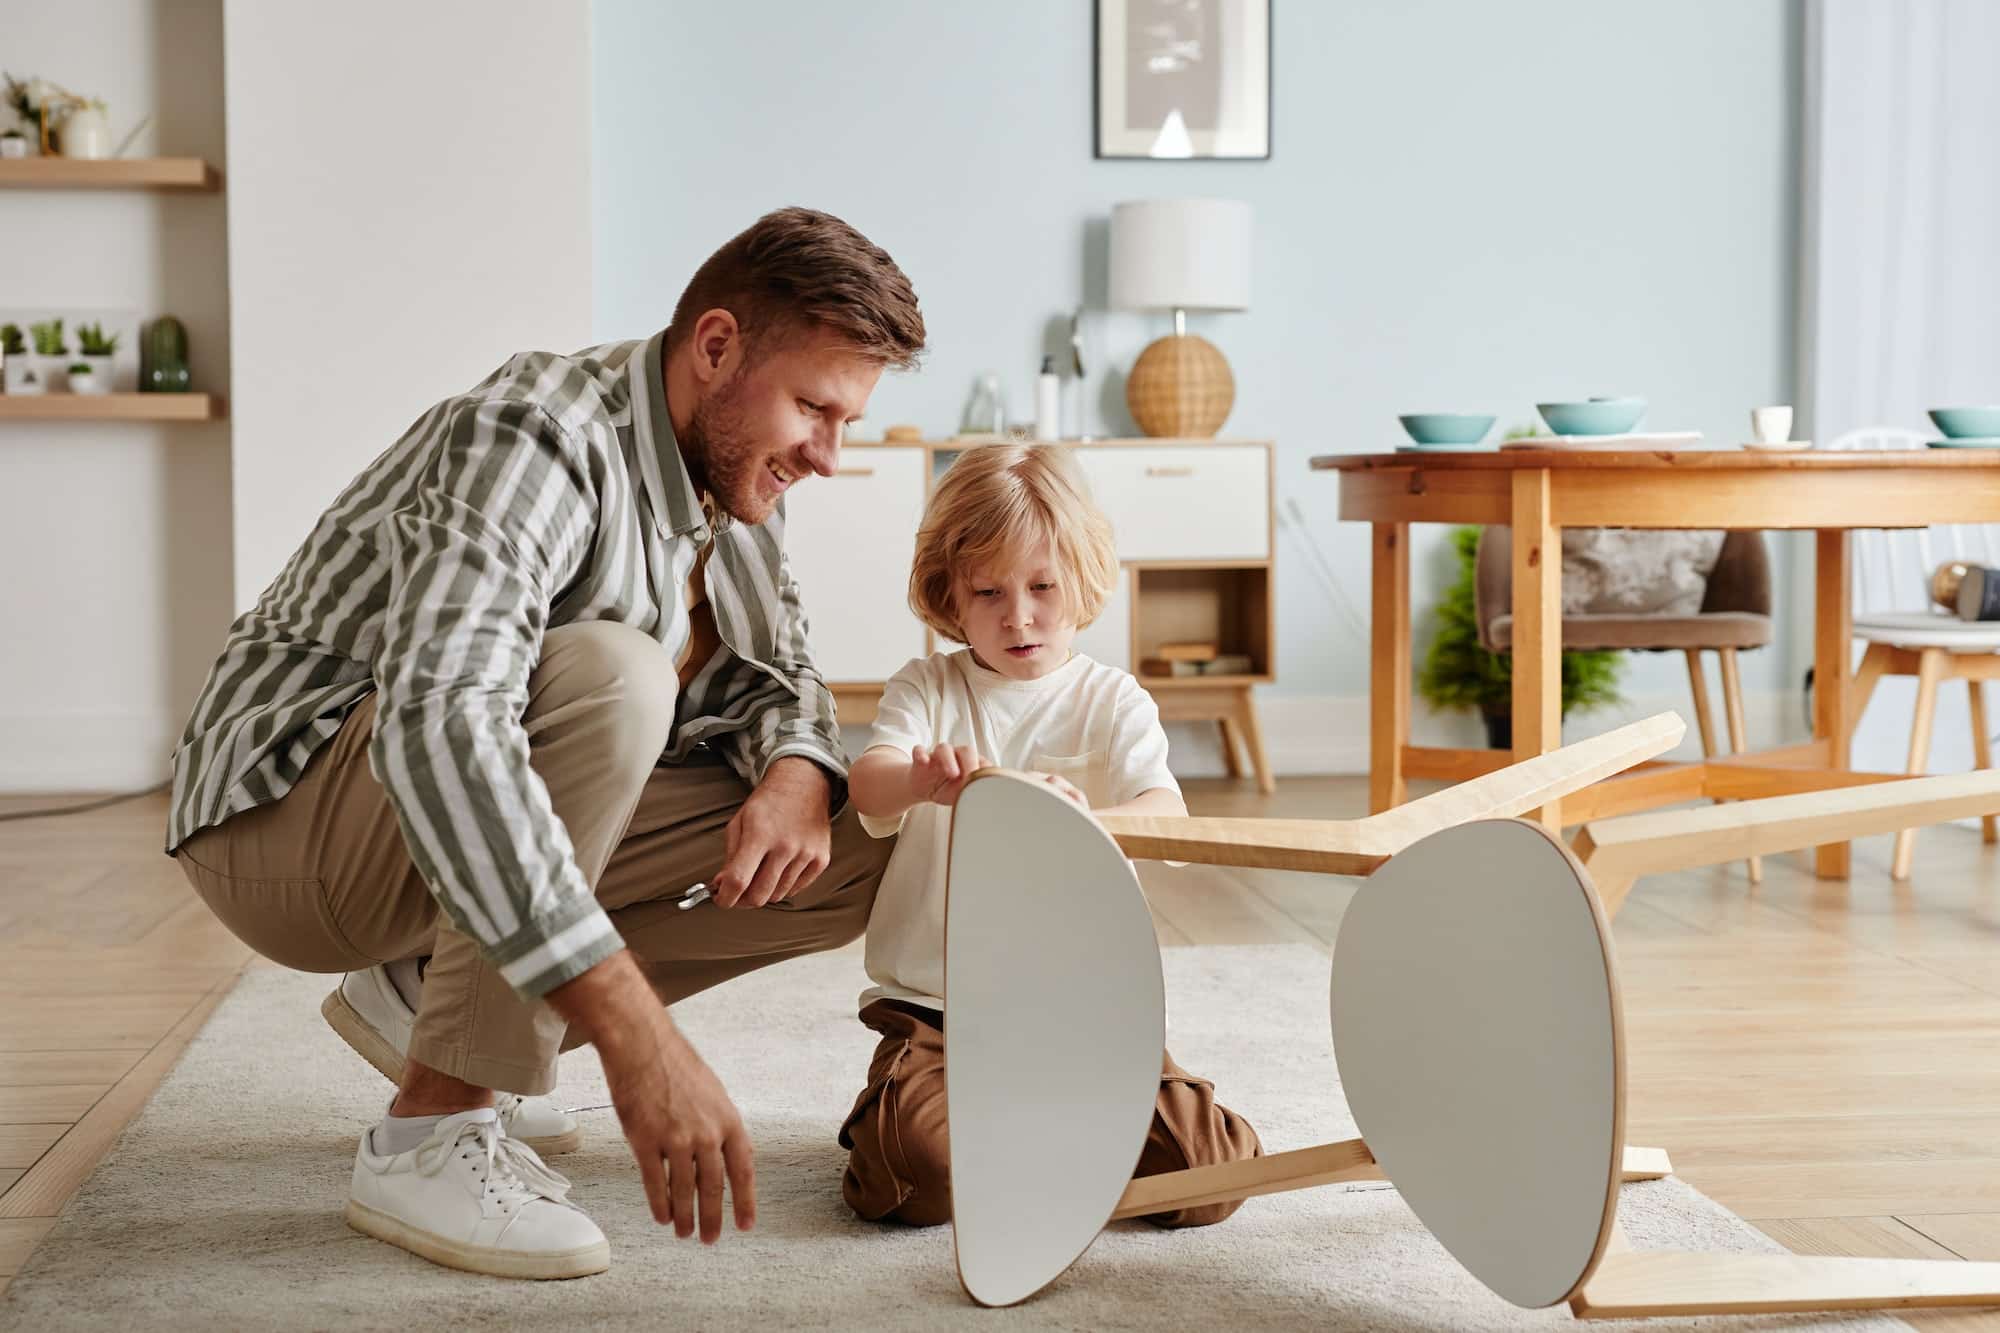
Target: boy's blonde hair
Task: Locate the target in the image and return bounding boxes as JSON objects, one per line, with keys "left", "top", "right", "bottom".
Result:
{"left": 908, "top": 443, "right": 1119, "bottom": 642}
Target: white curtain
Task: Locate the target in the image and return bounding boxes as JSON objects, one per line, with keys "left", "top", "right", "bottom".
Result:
{"left": 1799, "top": 0, "right": 2000, "bottom": 775}
{"left": 1800, "top": 0, "right": 2000, "bottom": 441}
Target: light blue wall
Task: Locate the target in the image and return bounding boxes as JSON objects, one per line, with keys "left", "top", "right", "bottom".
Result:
{"left": 594, "top": 0, "right": 1801, "bottom": 725}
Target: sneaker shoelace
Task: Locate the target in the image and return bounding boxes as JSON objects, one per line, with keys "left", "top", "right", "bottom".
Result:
{"left": 415, "top": 1116, "right": 574, "bottom": 1212}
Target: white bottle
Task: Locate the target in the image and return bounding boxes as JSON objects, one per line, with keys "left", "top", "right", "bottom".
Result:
{"left": 1034, "top": 355, "right": 1060, "bottom": 441}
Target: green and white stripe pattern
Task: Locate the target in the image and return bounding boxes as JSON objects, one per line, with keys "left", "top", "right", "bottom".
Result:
{"left": 167, "top": 330, "right": 846, "bottom": 999}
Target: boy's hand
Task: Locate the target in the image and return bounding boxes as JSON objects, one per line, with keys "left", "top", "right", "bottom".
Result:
{"left": 1035, "top": 772, "right": 1089, "bottom": 810}
{"left": 910, "top": 743, "right": 986, "bottom": 807}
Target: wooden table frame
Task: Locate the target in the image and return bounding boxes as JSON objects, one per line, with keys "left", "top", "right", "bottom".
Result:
{"left": 1312, "top": 448, "right": 2000, "bottom": 878}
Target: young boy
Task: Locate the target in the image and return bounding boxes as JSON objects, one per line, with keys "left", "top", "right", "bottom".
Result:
{"left": 840, "top": 443, "right": 1261, "bottom": 1228}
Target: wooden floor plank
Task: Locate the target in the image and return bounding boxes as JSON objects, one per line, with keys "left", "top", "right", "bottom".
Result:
{"left": 0, "top": 1125, "right": 67, "bottom": 1170}
{"left": 0, "top": 1085, "right": 106, "bottom": 1124}
{"left": 0, "top": 1050, "right": 143, "bottom": 1087}
{"left": 0, "top": 983, "right": 232, "bottom": 1219}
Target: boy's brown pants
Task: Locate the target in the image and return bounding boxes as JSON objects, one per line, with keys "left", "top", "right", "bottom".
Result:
{"left": 839, "top": 999, "right": 1263, "bottom": 1229}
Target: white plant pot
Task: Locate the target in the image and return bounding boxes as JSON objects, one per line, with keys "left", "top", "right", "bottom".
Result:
{"left": 77, "top": 352, "right": 115, "bottom": 390}
{"left": 0, "top": 135, "right": 28, "bottom": 160}
{"left": 2, "top": 355, "right": 46, "bottom": 395}
{"left": 66, "top": 366, "right": 107, "bottom": 395}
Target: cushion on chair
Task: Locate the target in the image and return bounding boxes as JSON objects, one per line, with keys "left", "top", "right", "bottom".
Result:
{"left": 1853, "top": 612, "right": 2000, "bottom": 651}
{"left": 1488, "top": 611, "right": 1773, "bottom": 652}
{"left": 1560, "top": 530, "right": 1725, "bottom": 616}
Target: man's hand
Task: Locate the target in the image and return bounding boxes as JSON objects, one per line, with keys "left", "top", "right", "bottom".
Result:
{"left": 548, "top": 951, "right": 754, "bottom": 1243}
{"left": 909, "top": 743, "right": 986, "bottom": 808}
{"left": 711, "top": 756, "right": 832, "bottom": 909}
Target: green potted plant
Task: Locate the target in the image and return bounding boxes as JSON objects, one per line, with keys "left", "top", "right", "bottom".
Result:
{"left": 66, "top": 359, "right": 104, "bottom": 395}
{"left": 74, "top": 320, "right": 118, "bottom": 389}
{"left": 29, "top": 318, "right": 66, "bottom": 391}
{"left": 0, "top": 323, "right": 37, "bottom": 394}
{"left": 1419, "top": 525, "right": 1624, "bottom": 749}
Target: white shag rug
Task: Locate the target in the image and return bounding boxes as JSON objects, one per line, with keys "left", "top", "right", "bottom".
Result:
{"left": 0, "top": 946, "right": 1900, "bottom": 1331}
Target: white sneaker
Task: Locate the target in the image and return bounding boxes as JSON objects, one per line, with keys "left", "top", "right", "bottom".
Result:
{"left": 322, "top": 965, "right": 583, "bottom": 1154}
{"left": 346, "top": 1107, "right": 609, "bottom": 1280}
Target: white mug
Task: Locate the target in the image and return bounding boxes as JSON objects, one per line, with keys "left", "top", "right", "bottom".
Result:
{"left": 1750, "top": 405, "right": 1793, "bottom": 444}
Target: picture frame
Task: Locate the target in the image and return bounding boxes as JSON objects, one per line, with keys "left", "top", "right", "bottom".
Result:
{"left": 1095, "top": 0, "right": 1271, "bottom": 160}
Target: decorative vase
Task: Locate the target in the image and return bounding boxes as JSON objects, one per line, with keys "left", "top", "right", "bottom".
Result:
{"left": 143, "top": 316, "right": 191, "bottom": 392}
{"left": 58, "top": 105, "right": 112, "bottom": 159}
{"left": 1482, "top": 709, "right": 1511, "bottom": 751}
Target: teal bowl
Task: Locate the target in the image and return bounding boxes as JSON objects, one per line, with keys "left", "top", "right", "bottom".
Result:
{"left": 1929, "top": 406, "right": 2000, "bottom": 439}
{"left": 1537, "top": 397, "right": 1647, "bottom": 436}
{"left": 1398, "top": 412, "right": 1496, "bottom": 446}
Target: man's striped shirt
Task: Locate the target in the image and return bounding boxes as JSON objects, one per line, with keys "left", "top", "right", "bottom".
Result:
{"left": 166, "top": 330, "right": 846, "bottom": 999}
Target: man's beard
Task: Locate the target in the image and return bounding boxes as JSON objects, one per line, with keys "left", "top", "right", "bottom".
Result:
{"left": 681, "top": 374, "right": 772, "bottom": 525}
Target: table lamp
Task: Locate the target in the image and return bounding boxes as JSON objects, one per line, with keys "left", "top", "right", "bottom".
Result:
{"left": 1109, "top": 198, "right": 1251, "bottom": 438}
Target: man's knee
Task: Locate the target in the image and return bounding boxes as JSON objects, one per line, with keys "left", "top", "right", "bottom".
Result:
{"left": 530, "top": 622, "right": 678, "bottom": 773}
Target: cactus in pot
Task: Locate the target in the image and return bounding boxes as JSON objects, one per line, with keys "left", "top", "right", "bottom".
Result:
{"left": 143, "top": 314, "right": 190, "bottom": 392}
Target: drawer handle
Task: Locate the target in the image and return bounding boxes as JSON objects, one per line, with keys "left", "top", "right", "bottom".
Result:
{"left": 834, "top": 466, "right": 876, "bottom": 477}
{"left": 1145, "top": 465, "right": 1196, "bottom": 478}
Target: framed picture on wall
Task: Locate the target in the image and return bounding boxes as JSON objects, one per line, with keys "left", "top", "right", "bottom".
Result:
{"left": 1095, "top": 0, "right": 1271, "bottom": 160}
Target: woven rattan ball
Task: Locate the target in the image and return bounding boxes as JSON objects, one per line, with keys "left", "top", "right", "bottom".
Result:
{"left": 1125, "top": 334, "right": 1234, "bottom": 438}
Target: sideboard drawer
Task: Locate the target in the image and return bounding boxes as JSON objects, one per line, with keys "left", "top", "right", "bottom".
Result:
{"left": 783, "top": 447, "right": 929, "bottom": 682}
{"left": 1073, "top": 445, "right": 1269, "bottom": 561}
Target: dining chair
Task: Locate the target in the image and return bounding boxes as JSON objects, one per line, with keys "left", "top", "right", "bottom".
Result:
{"left": 1824, "top": 427, "right": 2000, "bottom": 878}
{"left": 1475, "top": 527, "right": 1773, "bottom": 881}
{"left": 945, "top": 741, "right": 2000, "bottom": 1318}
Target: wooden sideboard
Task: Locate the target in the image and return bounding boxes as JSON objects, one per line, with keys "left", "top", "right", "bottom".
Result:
{"left": 784, "top": 437, "right": 1276, "bottom": 793}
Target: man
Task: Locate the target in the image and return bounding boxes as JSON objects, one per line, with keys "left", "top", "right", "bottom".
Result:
{"left": 165, "top": 207, "right": 925, "bottom": 1279}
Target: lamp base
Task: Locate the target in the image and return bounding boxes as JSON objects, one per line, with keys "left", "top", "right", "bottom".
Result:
{"left": 1126, "top": 333, "right": 1235, "bottom": 438}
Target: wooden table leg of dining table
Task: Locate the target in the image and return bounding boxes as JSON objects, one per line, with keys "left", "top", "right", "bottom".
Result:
{"left": 1511, "top": 469, "right": 1563, "bottom": 829}
{"left": 1370, "top": 522, "right": 1411, "bottom": 813}
{"left": 1814, "top": 528, "right": 1854, "bottom": 879}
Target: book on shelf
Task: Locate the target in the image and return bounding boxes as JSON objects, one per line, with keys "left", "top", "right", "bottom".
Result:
{"left": 1140, "top": 652, "right": 1255, "bottom": 679}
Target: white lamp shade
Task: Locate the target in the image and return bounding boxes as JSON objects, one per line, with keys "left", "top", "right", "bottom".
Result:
{"left": 1108, "top": 198, "right": 1252, "bottom": 313}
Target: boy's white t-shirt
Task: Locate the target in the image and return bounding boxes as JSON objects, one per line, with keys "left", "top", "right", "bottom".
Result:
{"left": 856, "top": 648, "right": 1179, "bottom": 1012}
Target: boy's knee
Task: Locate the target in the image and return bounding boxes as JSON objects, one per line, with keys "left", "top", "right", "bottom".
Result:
{"left": 840, "top": 1004, "right": 952, "bottom": 1227}
{"left": 1135, "top": 1052, "right": 1264, "bottom": 1229}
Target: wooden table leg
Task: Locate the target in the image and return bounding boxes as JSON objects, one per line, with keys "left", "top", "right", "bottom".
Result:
{"left": 1814, "top": 528, "right": 1853, "bottom": 879}
{"left": 1511, "top": 470, "right": 1562, "bottom": 828}
{"left": 1370, "top": 522, "right": 1411, "bottom": 813}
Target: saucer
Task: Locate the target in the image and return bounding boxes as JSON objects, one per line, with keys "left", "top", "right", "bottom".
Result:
{"left": 1928, "top": 437, "right": 2000, "bottom": 449}
{"left": 1740, "top": 439, "right": 1814, "bottom": 452}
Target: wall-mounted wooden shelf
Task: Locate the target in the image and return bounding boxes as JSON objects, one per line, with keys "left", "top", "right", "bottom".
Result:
{"left": 0, "top": 157, "right": 221, "bottom": 191}
{"left": 0, "top": 393, "right": 225, "bottom": 421}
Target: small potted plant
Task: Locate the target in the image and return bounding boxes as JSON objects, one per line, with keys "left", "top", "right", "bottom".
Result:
{"left": 0, "top": 126, "right": 27, "bottom": 159}
{"left": 74, "top": 321, "right": 118, "bottom": 389}
{"left": 29, "top": 318, "right": 67, "bottom": 390}
{"left": 1418, "top": 526, "right": 1624, "bottom": 748}
{"left": 66, "top": 358, "right": 105, "bottom": 395}
{"left": 0, "top": 323, "right": 40, "bottom": 394}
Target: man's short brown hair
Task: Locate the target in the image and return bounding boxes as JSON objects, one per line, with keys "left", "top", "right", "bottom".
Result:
{"left": 667, "top": 207, "right": 926, "bottom": 369}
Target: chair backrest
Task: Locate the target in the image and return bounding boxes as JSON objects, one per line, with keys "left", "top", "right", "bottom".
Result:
{"left": 1822, "top": 428, "right": 2000, "bottom": 617}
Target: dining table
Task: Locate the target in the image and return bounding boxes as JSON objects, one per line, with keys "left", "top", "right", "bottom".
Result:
{"left": 1309, "top": 446, "right": 2000, "bottom": 877}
